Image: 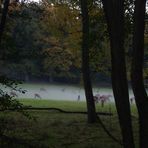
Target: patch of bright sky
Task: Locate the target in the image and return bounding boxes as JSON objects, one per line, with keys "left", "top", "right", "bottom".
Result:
{"left": 26, "top": 0, "right": 41, "bottom": 3}
{"left": 26, "top": 0, "right": 55, "bottom": 6}
{"left": 32, "top": 0, "right": 40, "bottom": 2}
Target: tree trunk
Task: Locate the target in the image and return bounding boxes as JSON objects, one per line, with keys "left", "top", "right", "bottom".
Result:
{"left": 80, "top": 0, "right": 97, "bottom": 123}
{"left": 0, "top": 0, "right": 10, "bottom": 44}
{"left": 0, "top": 0, "right": 10, "bottom": 61}
{"left": 131, "top": 0, "right": 148, "bottom": 147}
{"left": 102, "top": 0, "right": 135, "bottom": 147}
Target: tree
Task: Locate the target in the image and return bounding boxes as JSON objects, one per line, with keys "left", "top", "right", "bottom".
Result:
{"left": 102, "top": 0, "right": 135, "bottom": 147}
{"left": 89, "top": 3, "right": 111, "bottom": 77}
{"left": 80, "top": 0, "right": 97, "bottom": 123}
{"left": 131, "top": 0, "right": 148, "bottom": 147}
{"left": 0, "top": 0, "right": 10, "bottom": 45}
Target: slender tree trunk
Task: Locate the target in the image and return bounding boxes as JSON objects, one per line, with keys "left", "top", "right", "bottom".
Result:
{"left": 80, "top": 0, "right": 97, "bottom": 123}
{"left": 131, "top": 0, "right": 148, "bottom": 147}
{"left": 0, "top": 0, "right": 10, "bottom": 44}
{"left": 102, "top": 0, "right": 135, "bottom": 147}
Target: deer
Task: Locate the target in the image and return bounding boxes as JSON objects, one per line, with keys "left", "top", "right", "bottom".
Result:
{"left": 98, "top": 94, "right": 112, "bottom": 107}
{"left": 77, "top": 95, "right": 80, "bottom": 101}
{"left": 10, "top": 91, "right": 18, "bottom": 97}
{"left": 94, "top": 94, "right": 100, "bottom": 103}
{"left": 40, "top": 88, "right": 46, "bottom": 91}
{"left": 130, "top": 96, "right": 135, "bottom": 104}
{"left": 34, "top": 93, "right": 42, "bottom": 99}
{"left": 61, "top": 88, "right": 65, "bottom": 92}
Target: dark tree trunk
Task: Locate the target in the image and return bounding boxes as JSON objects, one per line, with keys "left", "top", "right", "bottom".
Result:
{"left": 0, "top": 0, "right": 10, "bottom": 44}
{"left": 80, "top": 0, "right": 97, "bottom": 123}
{"left": 131, "top": 0, "right": 148, "bottom": 147}
{"left": 102, "top": 0, "right": 135, "bottom": 147}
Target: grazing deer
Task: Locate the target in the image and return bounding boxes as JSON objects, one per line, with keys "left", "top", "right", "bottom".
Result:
{"left": 98, "top": 94, "right": 112, "bottom": 107}
{"left": 34, "top": 93, "right": 42, "bottom": 99}
{"left": 40, "top": 87, "right": 46, "bottom": 91}
{"left": 10, "top": 91, "right": 18, "bottom": 97}
{"left": 130, "top": 96, "right": 134, "bottom": 104}
{"left": 94, "top": 94, "right": 100, "bottom": 103}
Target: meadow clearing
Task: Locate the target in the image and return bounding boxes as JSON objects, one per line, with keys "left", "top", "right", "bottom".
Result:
{"left": 0, "top": 98, "right": 139, "bottom": 148}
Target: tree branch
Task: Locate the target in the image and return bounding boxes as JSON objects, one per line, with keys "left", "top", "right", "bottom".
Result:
{"left": 0, "top": 107, "right": 113, "bottom": 116}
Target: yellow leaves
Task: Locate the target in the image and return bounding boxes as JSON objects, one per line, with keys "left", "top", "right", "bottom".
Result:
{"left": 39, "top": 3, "right": 82, "bottom": 72}
{"left": 43, "top": 46, "right": 74, "bottom": 71}
{"left": 8, "top": 1, "right": 21, "bottom": 14}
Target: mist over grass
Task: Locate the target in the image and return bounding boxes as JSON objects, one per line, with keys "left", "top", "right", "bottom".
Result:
{"left": 1, "top": 82, "right": 137, "bottom": 102}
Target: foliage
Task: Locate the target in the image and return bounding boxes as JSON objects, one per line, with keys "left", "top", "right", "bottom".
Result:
{"left": 40, "top": 2, "right": 82, "bottom": 80}
{"left": 0, "top": 75, "right": 31, "bottom": 138}
{"left": 0, "top": 0, "right": 113, "bottom": 84}
{"left": 0, "top": 0, "right": 147, "bottom": 83}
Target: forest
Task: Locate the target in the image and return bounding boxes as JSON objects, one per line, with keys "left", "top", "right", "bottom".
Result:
{"left": 1, "top": 0, "right": 147, "bottom": 84}
{"left": 0, "top": 0, "right": 148, "bottom": 148}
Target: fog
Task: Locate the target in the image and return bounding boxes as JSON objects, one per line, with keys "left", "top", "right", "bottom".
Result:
{"left": 1, "top": 83, "right": 137, "bottom": 102}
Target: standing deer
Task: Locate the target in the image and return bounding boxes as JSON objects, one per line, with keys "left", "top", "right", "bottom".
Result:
{"left": 77, "top": 95, "right": 80, "bottom": 101}
{"left": 34, "top": 93, "right": 42, "bottom": 99}
{"left": 98, "top": 94, "right": 112, "bottom": 107}
{"left": 130, "top": 96, "right": 135, "bottom": 104}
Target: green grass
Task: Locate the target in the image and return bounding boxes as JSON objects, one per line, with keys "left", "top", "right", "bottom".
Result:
{"left": 0, "top": 99, "right": 139, "bottom": 148}
{"left": 19, "top": 98, "right": 138, "bottom": 115}
{"left": 19, "top": 99, "right": 88, "bottom": 111}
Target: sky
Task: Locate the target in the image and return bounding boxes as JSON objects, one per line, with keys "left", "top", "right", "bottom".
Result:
{"left": 25, "top": 0, "right": 40, "bottom": 3}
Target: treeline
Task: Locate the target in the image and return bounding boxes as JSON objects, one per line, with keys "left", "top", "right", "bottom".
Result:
{"left": 0, "top": 0, "right": 148, "bottom": 84}
{"left": 0, "top": 1, "right": 113, "bottom": 84}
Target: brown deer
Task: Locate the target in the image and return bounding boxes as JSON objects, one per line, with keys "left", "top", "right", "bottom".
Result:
{"left": 98, "top": 94, "right": 112, "bottom": 107}
{"left": 34, "top": 93, "right": 42, "bottom": 99}
{"left": 94, "top": 94, "right": 100, "bottom": 103}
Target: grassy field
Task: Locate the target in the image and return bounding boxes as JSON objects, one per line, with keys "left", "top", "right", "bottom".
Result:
{"left": 0, "top": 99, "right": 139, "bottom": 148}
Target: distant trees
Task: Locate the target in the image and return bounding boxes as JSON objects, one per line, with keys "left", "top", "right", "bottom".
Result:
{"left": 0, "top": 1, "right": 83, "bottom": 82}
{"left": 0, "top": 0, "right": 113, "bottom": 84}
{"left": 40, "top": 2, "right": 82, "bottom": 82}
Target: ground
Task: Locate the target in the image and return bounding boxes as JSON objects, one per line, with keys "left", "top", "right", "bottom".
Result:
{"left": 0, "top": 99, "right": 139, "bottom": 148}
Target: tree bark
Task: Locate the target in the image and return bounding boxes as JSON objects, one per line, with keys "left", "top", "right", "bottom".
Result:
{"left": 80, "top": 0, "right": 97, "bottom": 123}
{"left": 102, "top": 0, "right": 135, "bottom": 148}
{"left": 131, "top": 0, "right": 148, "bottom": 147}
{"left": 0, "top": 0, "right": 10, "bottom": 44}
